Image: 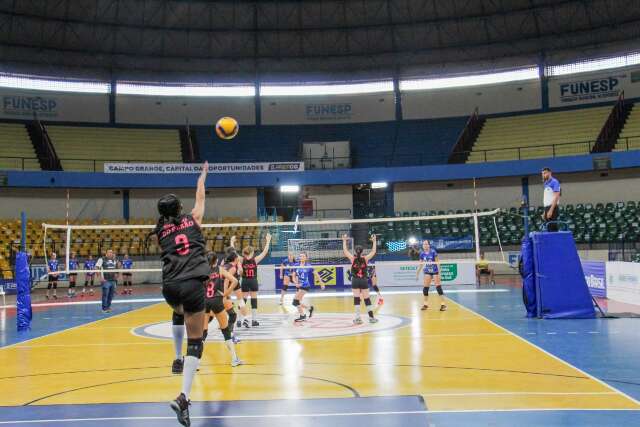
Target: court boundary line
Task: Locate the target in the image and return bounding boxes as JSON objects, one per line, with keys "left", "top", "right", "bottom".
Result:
{"left": 448, "top": 298, "right": 640, "bottom": 407}
{"left": 0, "top": 302, "right": 162, "bottom": 350}
{"left": 1, "top": 407, "right": 639, "bottom": 424}
{"left": 0, "top": 288, "right": 508, "bottom": 310}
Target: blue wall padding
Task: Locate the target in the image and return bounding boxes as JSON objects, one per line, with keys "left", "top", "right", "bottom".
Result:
{"left": 16, "top": 252, "right": 32, "bottom": 331}
{"left": 520, "top": 237, "right": 537, "bottom": 318}
{"left": 531, "top": 232, "right": 595, "bottom": 319}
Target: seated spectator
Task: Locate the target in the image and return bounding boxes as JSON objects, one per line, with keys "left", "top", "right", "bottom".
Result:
{"left": 476, "top": 253, "right": 495, "bottom": 286}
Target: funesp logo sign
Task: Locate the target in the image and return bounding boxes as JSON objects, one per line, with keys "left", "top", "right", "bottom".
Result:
{"left": 3, "top": 96, "right": 58, "bottom": 117}
{"left": 559, "top": 76, "right": 621, "bottom": 103}
{"left": 305, "top": 103, "right": 352, "bottom": 121}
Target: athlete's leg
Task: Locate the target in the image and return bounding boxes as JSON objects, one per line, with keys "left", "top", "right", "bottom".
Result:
{"left": 422, "top": 274, "right": 432, "bottom": 310}
{"left": 280, "top": 276, "right": 290, "bottom": 304}
{"left": 182, "top": 309, "right": 204, "bottom": 399}
{"left": 434, "top": 274, "right": 446, "bottom": 310}
{"left": 214, "top": 310, "right": 241, "bottom": 366}
{"left": 250, "top": 290, "right": 258, "bottom": 325}
{"left": 362, "top": 288, "right": 376, "bottom": 321}
{"left": 352, "top": 287, "right": 362, "bottom": 322}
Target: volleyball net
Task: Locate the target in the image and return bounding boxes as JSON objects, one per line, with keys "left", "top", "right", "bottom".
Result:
{"left": 39, "top": 208, "right": 507, "bottom": 286}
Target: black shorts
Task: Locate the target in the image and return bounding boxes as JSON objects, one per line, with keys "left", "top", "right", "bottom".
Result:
{"left": 205, "top": 296, "right": 225, "bottom": 314}
{"left": 241, "top": 278, "right": 259, "bottom": 293}
{"left": 352, "top": 277, "right": 369, "bottom": 290}
{"left": 48, "top": 275, "right": 58, "bottom": 283}
{"left": 162, "top": 278, "right": 206, "bottom": 313}
{"left": 479, "top": 268, "right": 491, "bottom": 275}
{"left": 282, "top": 283, "right": 289, "bottom": 291}
{"left": 123, "top": 272, "right": 132, "bottom": 278}
{"left": 69, "top": 273, "right": 77, "bottom": 278}
{"left": 544, "top": 206, "right": 559, "bottom": 232}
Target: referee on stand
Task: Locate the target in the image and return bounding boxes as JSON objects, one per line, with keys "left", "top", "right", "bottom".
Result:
{"left": 542, "top": 167, "right": 561, "bottom": 232}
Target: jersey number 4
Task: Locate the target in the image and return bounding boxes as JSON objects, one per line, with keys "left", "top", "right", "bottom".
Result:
{"left": 175, "top": 234, "right": 190, "bottom": 256}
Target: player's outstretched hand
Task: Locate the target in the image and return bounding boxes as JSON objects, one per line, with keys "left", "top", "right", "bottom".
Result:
{"left": 265, "top": 233, "right": 272, "bottom": 242}
{"left": 342, "top": 234, "right": 348, "bottom": 241}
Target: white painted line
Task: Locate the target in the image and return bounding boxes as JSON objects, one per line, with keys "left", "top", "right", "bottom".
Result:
{"left": 0, "top": 289, "right": 509, "bottom": 309}
{"left": 449, "top": 299, "right": 640, "bottom": 407}
{"left": 1, "top": 407, "right": 638, "bottom": 424}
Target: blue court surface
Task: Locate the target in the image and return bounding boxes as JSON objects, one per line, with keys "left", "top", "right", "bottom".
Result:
{"left": 2, "top": 284, "right": 640, "bottom": 427}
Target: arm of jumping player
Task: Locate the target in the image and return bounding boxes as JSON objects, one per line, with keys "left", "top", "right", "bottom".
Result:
{"left": 229, "top": 235, "right": 236, "bottom": 249}
{"left": 254, "top": 233, "right": 272, "bottom": 264}
{"left": 191, "top": 161, "right": 208, "bottom": 226}
{"left": 364, "top": 234, "right": 377, "bottom": 262}
{"left": 342, "top": 234, "right": 355, "bottom": 262}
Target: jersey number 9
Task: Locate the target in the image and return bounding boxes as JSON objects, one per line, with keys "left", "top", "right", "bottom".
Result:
{"left": 175, "top": 234, "right": 190, "bottom": 256}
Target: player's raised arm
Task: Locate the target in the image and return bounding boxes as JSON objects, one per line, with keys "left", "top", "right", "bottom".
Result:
{"left": 255, "top": 233, "right": 272, "bottom": 264}
{"left": 342, "top": 234, "right": 354, "bottom": 262}
{"left": 364, "top": 234, "right": 377, "bottom": 262}
{"left": 229, "top": 235, "right": 236, "bottom": 249}
{"left": 191, "top": 161, "right": 208, "bottom": 226}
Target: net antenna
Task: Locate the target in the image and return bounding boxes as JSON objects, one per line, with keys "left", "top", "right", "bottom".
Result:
{"left": 42, "top": 208, "right": 505, "bottom": 276}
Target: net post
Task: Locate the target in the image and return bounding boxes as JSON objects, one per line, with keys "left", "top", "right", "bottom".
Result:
{"left": 20, "top": 211, "right": 26, "bottom": 252}
{"left": 65, "top": 227, "right": 71, "bottom": 273}
{"left": 473, "top": 212, "right": 481, "bottom": 261}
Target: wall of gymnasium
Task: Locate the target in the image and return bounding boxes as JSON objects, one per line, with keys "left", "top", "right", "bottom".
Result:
{"left": 303, "top": 185, "right": 353, "bottom": 216}
{"left": 0, "top": 188, "right": 258, "bottom": 221}
{"left": 394, "top": 169, "right": 640, "bottom": 213}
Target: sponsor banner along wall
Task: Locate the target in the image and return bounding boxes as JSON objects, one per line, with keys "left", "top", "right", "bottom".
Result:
{"left": 1, "top": 88, "right": 109, "bottom": 122}
{"left": 261, "top": 92, "right": 395, "bottom": 125}
{"left": 115, "top": 95, "right": 255, "bottom": 125}
{"left": 374, "top": 261, "right": 476, "bottom": 286}
{"left": 104, "top": 162, "right": 304, "bottom": 174}
{"left": 549, "top": 66, "right": 640, "bottom": 107}
{"left": 606, "top": 261, "right": 640, "bottom": 306}
{"left": 402, "top": 80, "right": 541, "bottom": 120}
{"left": 582, "top": 260, "right": 607, "bottom": 298}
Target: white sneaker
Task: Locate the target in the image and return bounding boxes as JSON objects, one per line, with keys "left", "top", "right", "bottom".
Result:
{"left": 353, "top": 317, "right": 363, "bottom": 325}
{"left": 231, "top": 358, "right": 244, "bottom": 367}
{"left": 369, "top": 317, "right": 379, "bottom": 324}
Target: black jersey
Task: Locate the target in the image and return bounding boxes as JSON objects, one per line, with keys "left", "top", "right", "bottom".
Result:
{"left": 206, "top": 265, "right": 225, "bottom": 298}
{"left": 242, "top": 257, "right": 258, "bottom": 280}
{"left": 156, "top": 214, "right": 209, "bottom": 285}
{"left": 224, "top": 262, "right": 240, "bottom": 280}
{"left": 351, "top": 256, "right": 368, "bottom": 279}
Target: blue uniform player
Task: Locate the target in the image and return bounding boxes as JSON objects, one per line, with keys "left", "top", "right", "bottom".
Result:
{"left": 291, "top": 253, "right": 316, "bottom": 322}
{"left": 68, "top": 252, "right": 79, "bottom": 298}
{"left": 415, "top": 240, "right": 446, "bottom": 312}
{"left": 121, "top": 254, "right": 134, "bottom": 295}
{"left": 279, "top": 253, "right": 296, "bottom": 305}
{"left": 83, "top": 255, "right": 96, "bottom": 296}
{"left": 46, "top": 253, "right": 59, "bottom": 300}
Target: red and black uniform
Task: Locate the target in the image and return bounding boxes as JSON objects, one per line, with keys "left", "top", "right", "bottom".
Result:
{"left": 156, "top": 214, "right": 209, "bottom": 313}
{"left": 205, "top": 265, "right": 226, "bottom": 314}
{"left": 241, "top": 257, "right": 259, "bottom": 293}
{"left": 351, "top": 256, "right": 369, "bottom": 290}
{"left": 224, "top": 262, "right": 241, "bottom": 291}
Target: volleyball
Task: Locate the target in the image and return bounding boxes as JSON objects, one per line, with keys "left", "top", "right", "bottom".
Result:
{"left": 215, "top": 116, "right": 239, "bottom": 140}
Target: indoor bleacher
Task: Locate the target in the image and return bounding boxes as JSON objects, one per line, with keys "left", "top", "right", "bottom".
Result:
{"left": 467, "top": 106, "right": 612, "bottom": 163}
{"left": 46, "top": 126, "right": 182, "bottom": 171}
{"left": 616, "top": 103, "right": 640, "bottom": 151}
{"left": 0, "top": 123, "right": 40, "bottom": 171}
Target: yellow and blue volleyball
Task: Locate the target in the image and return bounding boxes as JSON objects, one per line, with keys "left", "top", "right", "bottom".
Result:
{"left": 215, "top": 116, "right": 239, "bottom": 140}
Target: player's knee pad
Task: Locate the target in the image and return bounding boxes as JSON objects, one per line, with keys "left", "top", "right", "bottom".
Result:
{"left": 186, "top": 338, "right": 203, "bottom": 359}
{"left": 172, "top": 312, "right": 185, "bottom": 326}
{"left": 436, "top": 286, "right": 444, "bottom": 296}
{"left": 364, "top": 298, "right": 372, "bottom": 306}
{"left": 292, "top": 299, "right": 300, "bottom": 307}
{"left": 423, "top": 287, "right": 430, "bottom": 296}
{"left": 251, "top": 298, "right": 258, "bottom": 309}
{"left": 221, "top": 326, "right": 232, "bottom": 341}
{"left": 354, "top": 296, "right": 361, "bottom": 305}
